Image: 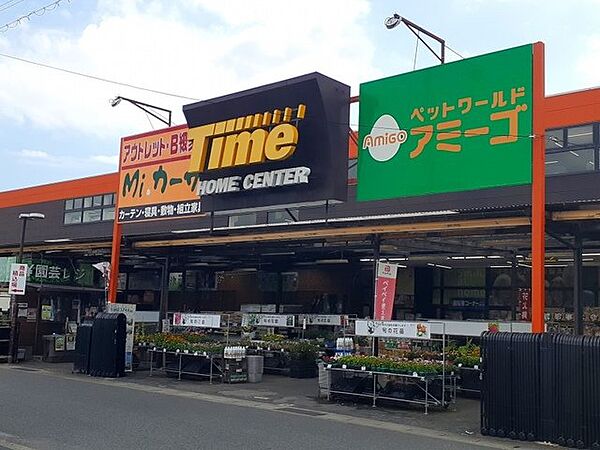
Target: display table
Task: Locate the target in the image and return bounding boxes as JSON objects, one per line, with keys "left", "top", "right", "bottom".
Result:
{"left": 148, "top": 349, "right": 224, "bottom": 383}
{"left": 325, "top": 366, "right": 456, "bottom": 414}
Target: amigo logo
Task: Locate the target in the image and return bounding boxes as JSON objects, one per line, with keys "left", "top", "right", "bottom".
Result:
{"left": 362, "top": 114, "right": 407, "bottom": 162}
{"left": 188, "top": 104, "right": 305, "bottom": 173}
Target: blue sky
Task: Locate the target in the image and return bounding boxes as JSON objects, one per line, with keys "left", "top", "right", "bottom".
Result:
{"left": 0, "top": 0, "right": 598, "bottom": 191}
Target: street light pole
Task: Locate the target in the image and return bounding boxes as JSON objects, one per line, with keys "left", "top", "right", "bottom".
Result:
{"left": 110, "top": 96, "right": 172, "bottom": 127}
{"left": 8, "top": 212, "right": 45, "bottom": 363}
{"left": 384, "top": 14, "right": 446, "bottom": 64}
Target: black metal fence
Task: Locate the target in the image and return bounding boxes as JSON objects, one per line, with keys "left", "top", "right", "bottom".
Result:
{"left": 481, "top": 332, "right": 600, "bottom": 448}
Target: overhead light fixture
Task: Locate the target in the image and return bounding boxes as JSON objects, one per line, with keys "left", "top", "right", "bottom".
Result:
{"left": 360, "top": 258, "right": 374, "bottom": 262}
{"left": 388, "top": 257, "right": 408, "bottom": 261}
{"left": 558, "top": 258, "right": 574, "bottom": 262}
{"left": 583, "top": 253, "right": 600, "bottom": 257}
{"left": 427, "top": 263, "right": 452, "bottom": 270}
{"left": 490, "top": 265, "right": 513, "bottom": 268}
{"left": 548, "top": 136, "right": 563, "bottom": 148}
{"left": 384, "top": 13, "right": 446, "bottom": 64}
{"left": 19, "top": 212, "right": 45, "bottom": 220}
{"left": 316, "top": 259, "right": 349, "bottom": 264}
{"left": 465, "top": 256, "right": 486, "bottom": 260}
{"left": 545, "top": 264, "right": 568, "bottom": 267}
{"left": 384, "top": 13, "right": 402, "bottom": 29}
{"left": 583, "top": 258, "right": 594, "bottom": 262}
{"left": 44, "top": 238, "right": 72, "bottom": 243}
{"left": 171, "top": 228, "right": 210, "bottom": 234}
{"left": 449, "top": 256, "right": 465, "bottom": 260}
{"left": 110, "top": 95, "right": 172, "bottom": 126}
{"left": 518, "top": 263, "right": 532, "bottom": 268}
{"left": 261, "top": 252, "right": 295, "bottom": 256}
{"left": 487, "top": 255, "right": 503, "bottom": 259}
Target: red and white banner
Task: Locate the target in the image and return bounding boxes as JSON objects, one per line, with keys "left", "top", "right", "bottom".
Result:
{"left": 8, "top": 263, "right": 27, "bottom": 295}
{"left": 373, "top": 261, "right": 399, "bottom": 320}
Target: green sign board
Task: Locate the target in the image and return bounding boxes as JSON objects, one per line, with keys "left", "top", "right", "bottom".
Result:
{"left": 357, "top": 44, "right": 533, "bottom": 201}
{"left": 0, "top": 257, "right": 16, "bottom": 283}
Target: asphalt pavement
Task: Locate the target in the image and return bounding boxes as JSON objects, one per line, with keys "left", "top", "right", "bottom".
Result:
{"left": 0, "top": 365, "right": 535, "bottom": 450}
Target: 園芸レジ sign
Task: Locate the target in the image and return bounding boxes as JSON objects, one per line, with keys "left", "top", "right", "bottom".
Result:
{"left": 374, "top": 261, "right": 399, "bottom": 320}
{"left": 184, "top": 72, "right": 350, "bottom": 213}
{"left": 172, "top": 313, "right": 221, "bottom": 329}
{"left": 117, "top": 125, "right": 204, "bottom": 223}
{"left": 8, "top": 263, "right": 27, "bottom": 295}
{"left": 358, "top": 44, "right": 533, "bottom": 201}
{"left": 355, "top": 320, "right": 430, "bottom": 340}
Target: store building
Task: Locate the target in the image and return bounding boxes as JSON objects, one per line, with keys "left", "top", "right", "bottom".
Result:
{"left": 2, "top": 47, "right": 600, "bottom": 356}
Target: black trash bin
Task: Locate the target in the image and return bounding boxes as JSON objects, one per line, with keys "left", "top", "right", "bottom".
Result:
{"left": 73, "top": 321, "right": 94, "bottom": 374}
{"left": 89, "top": 313, "right": 126, "bottom": 378}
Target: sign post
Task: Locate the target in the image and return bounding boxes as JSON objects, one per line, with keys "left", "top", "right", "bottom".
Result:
{"left": 531, "top": 42, "right": 546, "bottom": 333}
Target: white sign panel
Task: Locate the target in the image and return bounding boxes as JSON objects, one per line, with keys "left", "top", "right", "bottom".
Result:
{"left": 298, "top": 314, "right": 344, "bottom": 326}
{"left": 242, "top": 314, "right": 295, "bottom": 328}
{"left": 8, "top": 263, "right": 27, "bottom": 295}
{"left": 240, "top": 304, "right": 277, "bottom": 313}
{"left": 172, "top": 313, "right": 221, "bottom": 329}
{"left": 355, "top": 320, "right": 430, "bottom": 340}
{"left": 134, "top": 311, "right": 160, "bottom": 323}
{"left": 107, "top": 303, "right": 136, "bottom": 372}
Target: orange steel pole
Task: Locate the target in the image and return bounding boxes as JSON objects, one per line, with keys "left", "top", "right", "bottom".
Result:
{"left": 108, "top": 140, "right": 123, "bottom": 304}
{"left": 531, "top": 42, "right": 546, "bottom": 333}
{"left": 108, "top": 218, "right": 121, "bottom": 304}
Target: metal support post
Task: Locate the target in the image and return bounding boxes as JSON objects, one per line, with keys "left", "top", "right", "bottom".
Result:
{"left": 8, "top": 218, "right": 28, "bottom": 363}
{"left": 372, "top": 235, "right": 380, "bottom": 356}
{"left": 574, "top": 234, "right": 584, "bottom": 335}
{"left": 531, "top": 42, "right": 546, "bottom": 333}
{"left": 159, "top": 256, "right": 170, "bottom": 330}
{"left": 511, "top": 254, "right": 518, "bottom": 320}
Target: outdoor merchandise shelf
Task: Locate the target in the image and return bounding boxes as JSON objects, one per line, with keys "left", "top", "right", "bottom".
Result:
{"left": 321, "top": 319, "right": 456, "bottom": 414}
{"left": 325, "top": 366, "right": 456, "bottom": 414}
{"left": 148, "top": 348, "right": 224, "bottom": 383}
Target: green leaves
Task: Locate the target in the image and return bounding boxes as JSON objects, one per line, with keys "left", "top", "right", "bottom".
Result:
{"left": 333, "top": 355, "right": 451, "bottom": 376}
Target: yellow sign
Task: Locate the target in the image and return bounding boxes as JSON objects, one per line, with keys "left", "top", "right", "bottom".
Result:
{"left": 188, "top": 104, "right": 306, "bottom": 173}
{"left": 117, "top": 125, "right": 203, "bottom": 223}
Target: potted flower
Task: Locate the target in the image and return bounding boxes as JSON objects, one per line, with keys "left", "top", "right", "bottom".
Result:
{"left": 287, "top": 341, "right": 319, "bottom": 378}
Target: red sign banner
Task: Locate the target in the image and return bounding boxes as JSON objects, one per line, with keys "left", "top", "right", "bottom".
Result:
{"left": 374, "top": 261, "right": 399, "bottom": 320}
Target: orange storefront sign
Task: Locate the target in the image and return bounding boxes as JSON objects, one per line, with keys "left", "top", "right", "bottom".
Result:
{"left": 117, "top": 125, "right": 203, "bottom": 223}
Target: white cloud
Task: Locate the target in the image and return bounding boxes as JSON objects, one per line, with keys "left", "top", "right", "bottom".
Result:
{"left": 91, "top": 154, "right": 118, "bottom": 166}
{"left": 0, "top": 0, "right": 378, "bottom": 141}
{"left": 15, "top": 148, "right": 117, "bottom": 171}
{"left": 576, "top": 35, "right": 600, "bottom": 88}
{"left": 19, "top": 149, "right": 50, "bottom": 159}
